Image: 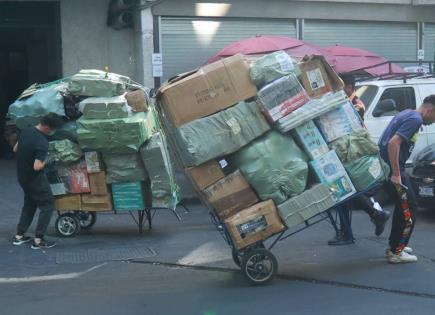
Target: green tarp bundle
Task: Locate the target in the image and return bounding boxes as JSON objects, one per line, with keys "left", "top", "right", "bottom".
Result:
{"left": 140, "top": 132, "right": 179, "bottom": 209}
{"left": 8, "top": 83, "right": 66, "bottom": 129}
{"left": 344, "top": 155, "right": 390, "bottom": 191}
{"left": 79, "top": 95, "right": 131, "bottom": 119}
{"left": 68, "top": 70, "right": 129, "bottom": 97}
{"left": 230, "top": 131, "right": 309, "bottom": 204}
{"left": 175, "top": 101, "right": 270, "bottom": 166}
{"left": 250, "top": 51, "right": 300, "bottom": 88}
{"left": 329, "top": 129, "right": 379, "bottom": 164}
{"left": 77, "top": 112, "right": 157, "bottom": 154}
{"left": 48, "top": 139, "right": 83, "bottom": 164}
{"left": 103, "top": 153, "right": 147, "bottom": 184}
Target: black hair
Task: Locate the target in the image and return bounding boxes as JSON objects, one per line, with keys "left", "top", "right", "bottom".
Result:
{"left": 423, "top": 94, "right": 435, "bottom": 106}
{"left": 40, "top": 113, "right": 64, "bottom": 129}
{"left": 340, "top": 74, "right": 356, "bottom": 88}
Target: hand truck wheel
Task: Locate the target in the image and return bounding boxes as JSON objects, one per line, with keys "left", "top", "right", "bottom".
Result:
{"left": 241, "top": 248, "right": 277, "bottom": 285}
{"left": 78, "top": 211, "right": 97, "bottom": 229}
{"left": 55, "top": 213, "right": 81, "bottom": 237}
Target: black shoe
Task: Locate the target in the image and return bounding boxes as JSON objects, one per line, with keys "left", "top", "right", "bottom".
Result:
{"left": 12, "top": 235, "right": 32, "bottom": 246}
{"left": 31, "top": 239, "right": 56, "bottom": 250}
{"left": 328, "top": 231, "right": 355, "bottom": 246}
{"left": 371, "top": 210, "right": 391, "bottom": 236}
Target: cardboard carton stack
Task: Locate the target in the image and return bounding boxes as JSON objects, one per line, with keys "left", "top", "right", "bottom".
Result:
{"left": 158, "top": 52, "right": 388, "bottom": 250}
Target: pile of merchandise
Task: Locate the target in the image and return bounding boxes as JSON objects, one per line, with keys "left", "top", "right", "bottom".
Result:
{"left": 9, "top": 70, "right": 179, "bottom": 212}
{"left": 158, "top": 51, "right": 389, "bottom": 250}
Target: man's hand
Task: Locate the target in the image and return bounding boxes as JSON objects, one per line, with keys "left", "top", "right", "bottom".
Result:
{"left": 354, "top": 100, "right": 365, "bottom": 112}
{"left": 390, "top": 175, "right": 402, "bottom": 185}
{"left": 33, "top": 159, "right": 45, "bottom": 171}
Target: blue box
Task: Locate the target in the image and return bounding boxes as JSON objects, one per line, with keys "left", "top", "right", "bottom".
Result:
{"left": 111, "top": 181, "right": 146, "bottom": 211}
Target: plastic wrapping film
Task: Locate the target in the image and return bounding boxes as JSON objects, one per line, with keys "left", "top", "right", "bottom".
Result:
{"left": 277, "top": 184, "right": 336, "bottom": 228}
{"left": 8, "top": 83, "right": 67, "bottom": 129}
{"left": 140, "top": 132, "right": 179, "bottom": 210}
{"left": 78, "top": 95, "right": 132, "bottom": 119}
{"left": 250, "top": 51, "right": 301, "bottom": 88}
{"left": 48, "top": 139, "right": 83, "bottom": 164}
{"left": 77, "top": 112, "right": 157, "bottom": 154}
{"left": 344, "top": 155, "right": 390, "bottom": 191}
{"left": 329, "top": 129, "right": 379, "bottom": 164}
{"left": 276, "top": 90, "right": 347, "bottom": 133}
{"left": 103, "top": 153, "right": 148, "bottom": 184}
{"left": 174, "top": 101, "right": 270, "bottom": 166}
{"left": 67, "top": 69, "right": 128, "bottom": 97}
{"left": 229, "top": 131, "right": 309, "bottom": 204}
{"left": 256, "top": 74, "right": 310, "bottom": 122}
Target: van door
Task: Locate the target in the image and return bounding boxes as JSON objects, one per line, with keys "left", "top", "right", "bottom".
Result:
{"left": 417, "top": 83, "right": 435, "bottom": 150}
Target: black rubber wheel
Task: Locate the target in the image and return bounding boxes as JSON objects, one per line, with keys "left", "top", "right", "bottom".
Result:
{"left": 232, "top": 249, "right": 242, "bottom": 267}
{"left": 241, "top": 248, "right": 277, "bottom": 285}
{"left": 55, "top": 213, "right": 81, "bottom": 237}
{"left": 78, "top": 212, "right": 97, "bottom": 229}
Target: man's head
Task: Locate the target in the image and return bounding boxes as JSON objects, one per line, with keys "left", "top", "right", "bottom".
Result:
{"left": 340, "top": 74, "right": 356, "bottom": 98}
{"left": 419, "top": 95, "right": 435, "bottom": 126}
{"left": 38, "top": 113, "right": 64, "bottom": 135}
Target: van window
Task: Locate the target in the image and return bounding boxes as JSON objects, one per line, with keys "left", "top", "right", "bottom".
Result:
{"left": 356, "top": 85, "right": 378, "bottom": 110}
{"left": 375, "top": 87, "right": 416, "bottom": 116}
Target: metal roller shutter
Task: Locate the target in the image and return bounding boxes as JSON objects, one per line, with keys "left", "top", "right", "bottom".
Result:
{"left": 424, "top": 23, "right": 435, "bottom": 62}
{"left": 304, "top": 20, "right": 417, "bottom": 61}
{"left": 160, "top": 18, "right": 297, "bottom": 82}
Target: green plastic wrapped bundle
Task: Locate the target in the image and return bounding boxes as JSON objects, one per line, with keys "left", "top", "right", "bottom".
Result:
{"left": 175, "top": 101, "right": 270, "bottom": 166}
{"left": 68, "top": 69, "right": 128, "bottom": 97}
{"left": 79, "top": 95, "right": 131, "bottom": 119}
{"left": 344, "top": 155, "right": 390, "bottom": 191}
{"left": 48, "top": 140, "right": 83, "bottom": 164}
{"left": 140, "top": 132, "right": 179, "bottom": 209}
{"left": 8, "top": 83, "right": 66, "bottom": 129}
{"left": 329, "top": 129, "right": 379, "bottom": 164}
{"left": 77, "top": 112, "right": 157, "bottom": 154}
{"left": 250, "top": 51, "right": 300, "bottom": 88}
{"left": 103, "top": 153, "right": 147, "bottom": 184}
{"left": 230, "top": 131, "right": 309, "bottom": 204}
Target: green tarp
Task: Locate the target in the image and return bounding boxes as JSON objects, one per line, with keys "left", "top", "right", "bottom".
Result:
{"left": 140, "top": 132, "right": 179, "bottom": 209}
{"left": 175, "top": 101, "right": 270, "bottom": 166}
{"left": 77, "top": 112, "right": 157, "bottom": 154}
{"left": 8, "top": 83, "right": 66, "bottom": 129}
{"left": 103, "top": 153, "right": 147, "bottom": 184}
{"left": 48, "top": 139, "right": 83, "bottom": 164}
{"left": 344, "top": 155, "right": 390, "bottom": 191}
{"left": 68, "top": 70, "right": 128, "bottom": 97}
{"left": 230, "top": 131, "right": 309, "bottom": 204}
{"left": 79, "top": 96, "right": 131, "bottom": 119}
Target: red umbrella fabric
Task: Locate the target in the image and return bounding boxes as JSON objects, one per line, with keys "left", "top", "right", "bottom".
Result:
{"left": 207, "top": 35, "right": 334, "bottom": 64}
{"left": 324, "top": 44, "right": 404, "bottom": 76}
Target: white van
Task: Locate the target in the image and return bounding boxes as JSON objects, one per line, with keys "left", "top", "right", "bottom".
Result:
{"left": 356, "top": 77, "right": 435, "bottom": 164}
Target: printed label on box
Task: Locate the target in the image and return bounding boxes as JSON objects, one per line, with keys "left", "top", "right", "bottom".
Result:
{"left": 226, "top": 117, "right": 241, "bottom": 135}
{"left": 368, "top": 159, "right": 382, "bottom": 179}
{"left": 307, "top": 68, "right": 325, "bottom": 90}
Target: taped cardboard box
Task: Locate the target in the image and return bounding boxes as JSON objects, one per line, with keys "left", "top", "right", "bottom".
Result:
{"left": 278, "top": 184, "right": 336, "bottom": 228}
{"left": 225, "top": 200, "right": 285, "bottom": 250}
{"left": 292, "top": 120, "right": 329, "bottom": 160}
{"left": 89, "top": 172, "right": 109, "bottom": 195}
{"left": 186, "top": 160, "right": 225, "bottom": 191}
{"left": 203, "top": 170, "right": 258, "bottom": 220}
{"left": 81, "top": 194, "right": 113, "bottom": 211}
{"left": 125, "top": 89, "right": 148, "bottom": 112}
{"left": 158, "top": 54, "right": 257, "bottom": 127}
{"left": 55, "top": 195, "right": 82, "bottom": 211}
{"left": 47, "top": 160, "right": 91, "bottom": 195}
{"left": 298, "top": 55, "right": 344, "bottom": 99}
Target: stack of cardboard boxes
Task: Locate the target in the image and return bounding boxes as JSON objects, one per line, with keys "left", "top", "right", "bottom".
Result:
{"left": 158, "top": 52, "right": 388, "bottom": 250}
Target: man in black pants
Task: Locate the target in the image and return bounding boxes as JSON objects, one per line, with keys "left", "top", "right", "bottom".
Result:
{"left": 12, "top": 113, "right": 64, "bottom": 249}
{"left": 379, "top": 95, "right": 435, "bottom": 263}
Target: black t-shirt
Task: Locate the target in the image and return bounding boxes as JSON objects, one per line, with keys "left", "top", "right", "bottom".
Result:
{"left": 16, "top": 127, "right": 49, "bottom": 183}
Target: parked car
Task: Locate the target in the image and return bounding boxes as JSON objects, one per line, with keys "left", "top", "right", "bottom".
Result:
{"left": 409, "top": 143, "right": 435, "bottom": 207}
{"left": 356, "top": 77, "right": 435, "bottom": 164}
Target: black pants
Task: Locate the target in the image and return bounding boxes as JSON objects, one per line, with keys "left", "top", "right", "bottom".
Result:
{"left": 352, "top": 194, "right": 376, "bottom": 218}
{"left": 17, "top": 174, "right": 54, "bottom": 238}
{"left": 387, "top": 174, "right": 417, "bottom": 254}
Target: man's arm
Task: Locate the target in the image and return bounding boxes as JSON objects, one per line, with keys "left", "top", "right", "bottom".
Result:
{"left": 387, "top": 134, "right": 402, "bottom": 185}
{"left": 13, "top": 142, "right": 18, "bottom": 153}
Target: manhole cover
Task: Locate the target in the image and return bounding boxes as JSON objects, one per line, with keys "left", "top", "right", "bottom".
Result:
{"left": 56, "top": 247, "right": 156, "bottom": 264}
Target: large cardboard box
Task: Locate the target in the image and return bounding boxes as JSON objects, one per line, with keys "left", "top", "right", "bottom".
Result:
{"left": 292, "top": 121, "right": 329, "bottom": 160}
{"left": 225, "top": 200, "right": 285, "bottom": 250}
{"left": 111, "top": 181, "right": 146, "bottom": 211}
{"left": 158, "top": 54, "right": 257, "bottom": 127}
{"left": 298, "top": 55, "right": 344, "bottom": 99}
{"left": 186, "top": 160, "right": 225, "bottom": 190}
{"left": 203, "top": 170, "right": 258, "bottom": 220}
{"left": 47, "top": 160, "right": 91, "bottom": 195}
{"left": 55, "top": 195, "right": 82, "bottom": 211}
{"left": 125, "top": 89, "right": 148, "bottom": 112}
{"left": 81, "top": 194, "right": 113, "bottom": 211}
{"left": 89, "top": 172, "right": 109, "bottom": 195}
{"left": 84, "top": 151, "right": 103, "bottom": 173}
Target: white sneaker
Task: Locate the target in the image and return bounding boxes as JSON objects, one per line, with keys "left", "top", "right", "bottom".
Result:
{"left": 388, "top": 251, "right": 418, "bottom": 264}
{"left": 385, "top": 246, "right": 413, "bottom": 257}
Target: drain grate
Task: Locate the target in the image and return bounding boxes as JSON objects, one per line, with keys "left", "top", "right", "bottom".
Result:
{"left": 56, "top": 247, "right": 156, "bottom": 264}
